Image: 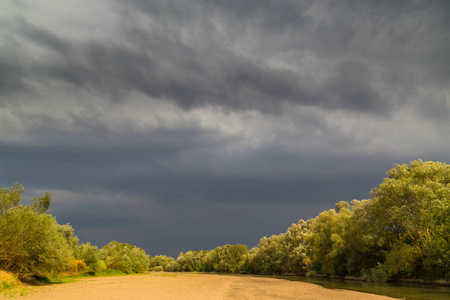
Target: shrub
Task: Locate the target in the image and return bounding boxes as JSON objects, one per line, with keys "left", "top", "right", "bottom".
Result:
{"left": 305, "top": 270, "right": 317, "bottom": 278}
{"left": 361, "top": 263, "right": 389, "bottom": 282}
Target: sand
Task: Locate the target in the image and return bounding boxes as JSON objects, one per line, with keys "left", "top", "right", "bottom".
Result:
{"left": 4, "top": 273, "right": 397, "bottom": 300}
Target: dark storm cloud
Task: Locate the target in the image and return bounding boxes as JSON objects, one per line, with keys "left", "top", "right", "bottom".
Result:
{"left": 13, "top": 27, "right": 315, "bottom": 112}
{"left": 6, "top": 0, "right": 449, "bottom": 115}
{"left": 1, "top": 0, "right": 449, "bottom": 256}
{"left": 0, "top": 59, "right": 27, "bottom": 97}
{"left": 322, "top": 60, "right": 387, "bottom": 113}
{"left": 0, "top": 133, "right": 389, "bottom": 207}
{"left": 16, "top": 18, "right": 70, "bottom": 54}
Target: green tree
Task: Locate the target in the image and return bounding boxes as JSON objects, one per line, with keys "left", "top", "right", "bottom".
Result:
{"left": 365, "top": 160, "right": 450, "bottom": 278}
{"left": 77, "top": 242, "right": 102, "bottom": 273}
{"left": 100, "top": 241, "right": 150, "bottom": 273}
{"left": 31, "top": 192, "right": 52, "bottom": 214}
{"left": 211, "top": 244, "right": 247, "bottom": 273}
{"left": 58, "top": 223, "right": 80, "bottom": 258}
{"left": 248, "top": 234, "right": 286, "bottom": 274}
{"left": 281, "top": 220, "right": 311, "bottom": 274}
{"left": 175, "top": 250, "right": 207, "bottom": 272}
{"left": 0, "top": 184, "right": 74, "bottom": 278}
{"left": 149, "top": 255, "right": 175, "bottom": 271}
{"left": 0, "top": 183, "right": 23, "bottom": 215}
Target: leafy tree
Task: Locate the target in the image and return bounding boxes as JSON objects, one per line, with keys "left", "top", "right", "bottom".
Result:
{"left": 149, "top": 255, "right": 175, "bottom": 271}
{"left": 308, "top": 207, "right": 351, "bottom": 277}
{"left": 281, "top": 220, "right": 311, "bottom": 274}
{"left": 0, "top": 183, "right": 23, "bottom": 215}
{"left": 247, "top": 234, "right": 286, "bottom": 274}
{"left": 58, "top": 223, "right": 80, "bottom": 258}
{"left": 175, "top": 250, "right": 207, "bottom": 272}
{"left": 0, "top": 184, "right": 74, "bottom": 278}
{"left": 364, "top": 160, "right": 450, "bottom": 278}
{"left": 100, "top": 241, "right": 150, "bottom": 273}
{"left": 173, "top": 245, "right": 248, "bottom": 273}
{"left": 164, "top": 260, "right": 180, "bottom": 272}
{"left": 77, "top": 242, "right": 103, "bottom": 273}
{"left": 210, "top": 244, "right": 247, "bottom": 273}
{"left": 170, "top": 160, "right": 449, "bottom": 281}
{"left": 31, "top": 192, "right": 52, "bottom": 214}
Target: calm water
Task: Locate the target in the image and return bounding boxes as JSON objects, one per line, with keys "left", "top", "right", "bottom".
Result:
{"left": 275, "top": 276, "right": 450, "bottom": 300}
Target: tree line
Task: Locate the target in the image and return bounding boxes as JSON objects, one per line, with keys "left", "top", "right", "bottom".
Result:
{"left": 151, "top": 160, "right": 449, "bottom": 282}
{"left": 0, "top": 184, "right": 150, "bottom": 279}
{"left": 1, "top": 159, "right": 448, "bottom": 282}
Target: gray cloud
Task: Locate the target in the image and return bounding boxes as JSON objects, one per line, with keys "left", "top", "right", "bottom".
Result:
{"left": 1, "top": 0, "right": 449, "bottom": 256}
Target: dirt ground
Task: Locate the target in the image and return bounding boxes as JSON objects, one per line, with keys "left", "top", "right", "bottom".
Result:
{"left": 5, "top": 273, "right": 397, "bottom": 300}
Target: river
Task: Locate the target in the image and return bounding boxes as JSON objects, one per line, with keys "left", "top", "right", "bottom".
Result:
{"left": 275, "top": 276, "right": 450, "bottom": 300}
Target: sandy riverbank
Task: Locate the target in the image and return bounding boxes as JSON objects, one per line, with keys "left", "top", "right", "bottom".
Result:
{"left": 4, "top": 273, "right": 397, "bottom": 300}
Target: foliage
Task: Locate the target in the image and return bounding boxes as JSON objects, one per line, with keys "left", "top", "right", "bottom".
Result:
{"left": 0, "top": 183, "right": 23, "bottom": 215}
{"left": 77, "top": 243, "right": 104, "bottom": 273}
{"left": 365, "top": 160, "right": 450, "bottom": 278}
{"left": 149, "top": 255, "right": 175, "bottom": 271}
{"left": 68, "top": 260, "right": 88, "bottom": 274}
{"left": 0, "top": 184, "right": 73, "bottom": 278}
{"left": 204, "top": 244, "right": 247, "bottom": 273}
{"left": 1, "top": 160, "right": 447, "bottom": 282}
{"left": 361, "top": 263, "right": 389, "bottom": 283}
{"left": 173, "top": 160, "right": 449, "bottom": 281}
{"left": 58, "top": 223, "right": 80, "bottom": 258}
{"left": 0, "top": 183, "right": 151, "bottom": 280}
{"left": 176, "top": 250, "right": 207, "bottom": 272}
{"left": 100, "top": 241, "right": 150, "bottom": 273}
{"left": 174, "top": 244, "right": 248, "bottom": 273}
{"left": 153, "top": 266, "right": 164, "bottom": 272}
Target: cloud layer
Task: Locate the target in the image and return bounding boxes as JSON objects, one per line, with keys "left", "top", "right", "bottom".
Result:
{"left": 1, "top": 0, "right": 449, "bottom": 256}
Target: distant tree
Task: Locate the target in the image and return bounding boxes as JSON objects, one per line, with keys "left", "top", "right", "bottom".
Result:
{"left": 248, "top": 235, "right": 286, "bottom": 274}
{"left": 100, "top": 241, "right": 150, "bottom": 273}
{"left": 211, "top": 244, "right": 247, "bottom": 273}
{"left": 282, "top": 220, "right": 311, "bottom": 274}
{"left": 176, "top": 250, "right": 206, "bottom": 272}
{"left": 308, "top": 207, "right": 350, "bottom": 276}
{"left": 145, "top": 160, "right": 450, "bottom": 281}
{"left": 149, "top": 255, "right": 175, "bottom": 271}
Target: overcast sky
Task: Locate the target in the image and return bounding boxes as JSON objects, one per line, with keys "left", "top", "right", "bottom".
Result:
{"left": 1, "top": 0, "right": 449, "bottom": 257}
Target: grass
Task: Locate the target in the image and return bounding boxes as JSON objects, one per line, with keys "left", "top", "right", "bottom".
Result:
{"left": 0, "top": 270, "right": 31, "bottom": 298}
{"left": 0, "top": 269, "right": 163, "bottom": 297}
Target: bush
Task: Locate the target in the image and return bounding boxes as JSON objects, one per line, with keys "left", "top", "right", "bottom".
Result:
{"left": 305, "top": 270, "right": 317, "bottom": 278}
{"left": 361, "top": 263, "right": 389, "bottom": 282}
{"left": 153, "top": 266, "right": 164, "bottom": 272}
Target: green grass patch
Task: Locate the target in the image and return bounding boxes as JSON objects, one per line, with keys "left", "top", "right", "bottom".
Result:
{"left": 1, "top": 271, "right": 31, "bottom": 298}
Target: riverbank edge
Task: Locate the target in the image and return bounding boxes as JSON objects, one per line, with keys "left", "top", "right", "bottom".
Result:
{"left": 285, "top": 274, "right": 450, "bottom": 287}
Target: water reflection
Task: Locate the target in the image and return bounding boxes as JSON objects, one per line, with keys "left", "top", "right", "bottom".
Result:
{"left": 275, "top": 276, "right": 450, "bottom": 300}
